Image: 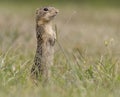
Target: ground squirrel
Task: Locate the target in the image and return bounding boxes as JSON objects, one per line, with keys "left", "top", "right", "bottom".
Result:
{"left": 31, "top": 7, "right": 59, "bottom": 82}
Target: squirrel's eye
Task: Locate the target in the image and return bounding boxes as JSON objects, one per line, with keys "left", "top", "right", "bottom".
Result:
{"left": 43, "top": 8, "right": 48, "bottom": 11}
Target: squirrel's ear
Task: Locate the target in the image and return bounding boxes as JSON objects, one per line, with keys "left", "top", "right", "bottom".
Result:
{"left": 36, "top": 8, "right": 39, "bottom": 14}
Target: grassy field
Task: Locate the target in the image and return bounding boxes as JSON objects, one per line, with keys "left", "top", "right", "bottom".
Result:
{"left": 0, "top": 2, "right": 120, "bottom": 97}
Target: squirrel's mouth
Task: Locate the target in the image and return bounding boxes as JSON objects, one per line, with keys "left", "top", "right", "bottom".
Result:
{"left": 50, "top": 14, "right": 57, "bottom": 19}
{"left": 52, "top": 14, "right": 57, "bottom": 17}
{"left": 52, "top": 11, "right": 58, "bottom": 17}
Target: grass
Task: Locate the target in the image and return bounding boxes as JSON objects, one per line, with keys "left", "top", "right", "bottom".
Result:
{"left": 0, "top": 2, "right": 120, "bottom": 97}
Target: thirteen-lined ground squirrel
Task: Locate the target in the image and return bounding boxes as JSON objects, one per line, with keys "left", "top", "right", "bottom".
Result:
{"left": 31, "top": 6, "right": 59, "bottom": 83}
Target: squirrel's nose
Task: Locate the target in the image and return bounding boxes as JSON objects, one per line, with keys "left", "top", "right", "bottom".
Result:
{"left": 55, "top": 9, "right": 59, "bottom": 14}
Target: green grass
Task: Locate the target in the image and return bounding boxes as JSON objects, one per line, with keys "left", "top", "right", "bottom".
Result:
{"left": 0, "top": 3, "right": 120, "bottom": 97}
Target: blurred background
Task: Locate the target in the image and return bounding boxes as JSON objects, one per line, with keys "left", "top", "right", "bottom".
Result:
{"left": 0, "top": 1, "right": 120, "bottom": 97}
{"left": 0, "top": 0, "right": 120, "bottom": 56}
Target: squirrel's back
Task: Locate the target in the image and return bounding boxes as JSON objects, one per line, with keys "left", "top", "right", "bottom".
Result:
{"left": 31, "top": 7, "right": 59, "bottom": 82}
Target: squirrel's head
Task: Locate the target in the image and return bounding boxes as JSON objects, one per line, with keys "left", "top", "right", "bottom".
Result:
{"left": 36, "top": 7, "right": 59, "bottom": 25}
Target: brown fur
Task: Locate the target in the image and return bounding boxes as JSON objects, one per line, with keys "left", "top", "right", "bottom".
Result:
{"left": 31, "top": 7, "right": 59, "bottom": 82}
